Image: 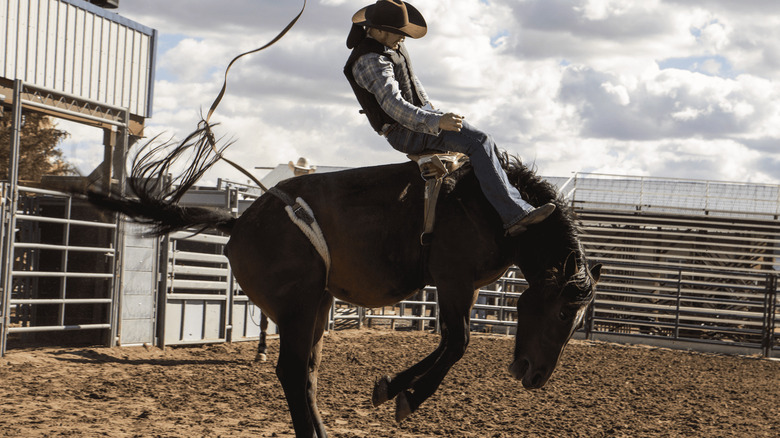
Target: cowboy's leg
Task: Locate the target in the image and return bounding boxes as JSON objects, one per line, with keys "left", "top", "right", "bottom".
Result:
{"left": 423, "top": 122, "right": 533, "bottom": 227}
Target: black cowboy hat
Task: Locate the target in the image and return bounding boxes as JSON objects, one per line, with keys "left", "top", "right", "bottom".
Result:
{"left": 352, "top": 0, "right": 427, "bottom": 39}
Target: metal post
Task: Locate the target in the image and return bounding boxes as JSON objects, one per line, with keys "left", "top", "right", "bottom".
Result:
{"left": 498, "top": 277, "right": 506, "bottom": 326}
{"left": 0, "top": 183, "right": 6, "bottom": 357}
{"left": 108, "top": 112, "right": 130, "bottom": 347}
{"left": 328, "top": 302, "right": 334, "bottom": 331}
{"left": 156, "top": 234, "right": 170, "bottom": 348}
{"left": 434, "top": 288, "right": 440, "bottom": 334}
{"left": 585, "top": 298, "right": 595, "bottom": 340}
{"left": 674, "top": 268, "right": 682, "bottom": 339}
{"left": 57, "top": 195, "right": 73, "bottom": 327}
{"left": 225, "top": 188, "right": 238, "bottom": 343}
{"left": 570, "top": 172, "right": 579, "bottom": 208}
{"left": 417, "top": 290, "right": 425, "bottom": 331}
{"left": 1, "top": 81, "right": 23, "bottom": 357}
{"left": 762, "top": 274, "right": 777, "bottom": 357}
{"left": 225, "top": 268, "right": 235, "bottom": 344}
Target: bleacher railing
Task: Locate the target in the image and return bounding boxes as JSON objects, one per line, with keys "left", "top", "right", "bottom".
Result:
{"left": 561, "top": 172, "right": 780, "bottom": 219}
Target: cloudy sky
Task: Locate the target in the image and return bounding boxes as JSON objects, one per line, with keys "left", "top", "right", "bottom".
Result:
{"left": 61, "top": 0, "right": 780, "bottom": 186}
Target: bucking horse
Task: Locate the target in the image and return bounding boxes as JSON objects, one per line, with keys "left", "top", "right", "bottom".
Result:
{"left": 86, "top": 124, "right": 600, "bottom": 436}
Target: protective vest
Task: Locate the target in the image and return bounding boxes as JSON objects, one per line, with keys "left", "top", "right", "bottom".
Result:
{"left": 344, "top": 38, "right": 427, "bottom": 133}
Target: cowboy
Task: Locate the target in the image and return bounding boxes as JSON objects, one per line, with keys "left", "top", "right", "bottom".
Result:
{"left": 344, "top": 0, "right": 555, "bottom": 236}
{"left": 289, "top": 157, "right": 317, "bottom": 177}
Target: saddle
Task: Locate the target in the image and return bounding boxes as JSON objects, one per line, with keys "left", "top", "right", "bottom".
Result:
{"left": 407, "top": 152, "right": 469, "bottom": 245}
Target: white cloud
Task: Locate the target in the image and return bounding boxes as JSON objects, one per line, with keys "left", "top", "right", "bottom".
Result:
{"left": 51, "top": 0, "right": 779, "bottom": 187}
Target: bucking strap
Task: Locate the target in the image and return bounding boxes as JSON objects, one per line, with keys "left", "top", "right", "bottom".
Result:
{"left": 268, "top": 187, "right": 314, "bottom": 225}
{"left": 267, "top": 187, "right": 330, "bottom": 283}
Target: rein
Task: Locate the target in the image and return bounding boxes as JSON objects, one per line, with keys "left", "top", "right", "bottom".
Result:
{"left": 199, "top": 0, "right": 308, "bottom": 191}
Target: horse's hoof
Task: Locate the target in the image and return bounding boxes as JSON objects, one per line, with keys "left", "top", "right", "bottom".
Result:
{"left": 371, "top": 375, "right": 392, "bottom": 407}
{"left": 255, "top": 353, "right": 267, "bottom": 362}
{"left": 395, "top": 391, "right": 413, "bottom": 423}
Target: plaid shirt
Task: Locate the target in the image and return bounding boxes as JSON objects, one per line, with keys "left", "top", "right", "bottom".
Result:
{"left": 351, "top": 42, "right": 442, "bottom": 136}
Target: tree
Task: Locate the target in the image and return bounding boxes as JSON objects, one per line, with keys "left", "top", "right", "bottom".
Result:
{"left": 0, "top": 112, "right": 77, "bottom": 182}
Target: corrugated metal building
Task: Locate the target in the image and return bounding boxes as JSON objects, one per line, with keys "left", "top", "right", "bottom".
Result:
{"left": 0, "top": 0, "right": 155, "bottom": 134}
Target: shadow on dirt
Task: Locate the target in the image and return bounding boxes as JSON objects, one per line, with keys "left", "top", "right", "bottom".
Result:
{"left": 49, "top": 346, "right": 255, "bottom": 367}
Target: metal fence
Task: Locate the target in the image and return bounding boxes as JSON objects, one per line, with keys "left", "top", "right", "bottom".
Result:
{"left": 566, "top": 173, "right": 780, "bottom": 357}
{"left": 330, "top": 287, "right": 440, "bottom": 332}
{"left": 584, "top": 263, "right": 778, "bottom": 357}
{"left": 558, "top": 172, "right": 780, "bottom": 220}
{"left": 0, "top": 184, "right": 119, "bottom": 354}
{"left": 2, "top": 174, "right": 778, "bottom": 358}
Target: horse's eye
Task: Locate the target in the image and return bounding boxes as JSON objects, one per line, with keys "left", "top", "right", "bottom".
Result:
{"left": 559, "top": 309, "right": 573, "bottom": 321}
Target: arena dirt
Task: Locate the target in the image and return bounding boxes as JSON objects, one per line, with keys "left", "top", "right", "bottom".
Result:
{"left": 0, "top": 329, "right": 777, "bottom": 437}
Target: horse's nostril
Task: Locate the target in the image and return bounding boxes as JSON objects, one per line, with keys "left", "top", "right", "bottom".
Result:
{"left": 516, "top": 358, "right": 530, "bottom": 377}
{"left": 509, "top": 358, "right": 531, "bottom": 380}
{"left": 531, "top": 373, "right": 543, "bottom": 386}
{"left": 521, "top": 359, "right": 531, "bottom": 375}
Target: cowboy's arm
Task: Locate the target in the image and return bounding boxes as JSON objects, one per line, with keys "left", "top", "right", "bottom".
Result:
{"left": 353, "top": 53, "right": 441, "bottom": 135}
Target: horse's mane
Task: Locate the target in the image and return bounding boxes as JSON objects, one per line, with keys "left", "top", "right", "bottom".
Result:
{"left": 498, "top": 152, "right": 577, "bottom": 233}
{"left": 497, "top": 152, "right": 585, "bottom": 283}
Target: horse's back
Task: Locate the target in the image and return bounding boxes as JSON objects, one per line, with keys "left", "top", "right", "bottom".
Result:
{"left": 228, "top": 161, "right": 429, "bottom": 308}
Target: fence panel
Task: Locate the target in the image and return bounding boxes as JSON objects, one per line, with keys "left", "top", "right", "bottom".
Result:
{"left": 1, "top": 185, "right": 117, "bottom": 353}
{"left": 585, "top": 263, "right": 775, "bottom": 355}
{"left": 160, "top": 230, "right": 271, "bottom": 346}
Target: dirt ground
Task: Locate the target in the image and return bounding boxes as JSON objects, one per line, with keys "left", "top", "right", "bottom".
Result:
{"left": 0, "top": 330, "right": 778, "bottom": 438}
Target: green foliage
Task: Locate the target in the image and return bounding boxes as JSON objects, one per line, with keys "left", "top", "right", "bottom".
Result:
{"left": 0, "top": 112, "right": 77, "bottom": 182}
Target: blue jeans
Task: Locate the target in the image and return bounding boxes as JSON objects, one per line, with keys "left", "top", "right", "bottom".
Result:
{"left": 386, "top": 121, "right": 533, "bottom": 227}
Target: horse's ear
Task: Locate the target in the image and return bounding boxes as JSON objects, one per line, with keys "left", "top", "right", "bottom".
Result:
{"left": 590, "top": 263, "right": 602, "bottom": 283}
{"left": 563, "top": 252, "right": 578, "bottom": 279}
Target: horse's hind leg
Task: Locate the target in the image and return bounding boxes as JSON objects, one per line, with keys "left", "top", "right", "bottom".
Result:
{"left": 276, "top": 290, "right": 333, "bottom": 438}
{"left": 307, "top": 293, "right": 334, "bottom": 436}
{"left": 255, "top": 313, "right": 269, "bottom": 362}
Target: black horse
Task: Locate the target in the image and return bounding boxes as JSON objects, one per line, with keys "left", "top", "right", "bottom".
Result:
{"left": 87, "top": 132, "right": 600, "bottom": 437}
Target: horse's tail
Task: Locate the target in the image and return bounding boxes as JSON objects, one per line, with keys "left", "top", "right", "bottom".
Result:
{"left": 85, "top": 123, "right": 237, "bottom": 237}
{"left": 87, "top": 190, "right": 236, "bottom": 236}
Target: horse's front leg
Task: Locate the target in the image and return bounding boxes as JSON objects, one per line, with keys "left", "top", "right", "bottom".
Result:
{"left": 371, "top": 329, "right": 448, "bottom": 407}
{"left": 373, "top": 286, "right": 478, "bottom": 421}
{"left": 393, "top": 285, "right": 478, "bottom": 422}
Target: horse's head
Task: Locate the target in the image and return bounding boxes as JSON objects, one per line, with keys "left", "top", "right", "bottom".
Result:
{"left": 509, "top": 252, "right": 601, "bottom": 389}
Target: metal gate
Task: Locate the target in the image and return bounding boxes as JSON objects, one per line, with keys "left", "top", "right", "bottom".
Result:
{"left": 0, "top": 79, "right": 131, "bottom": 356}
{"left": 0, "top": 184, "right": 119, "bottom": 355}
{"left": 159, "top": 230, "right": 271, "bottom": 346}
